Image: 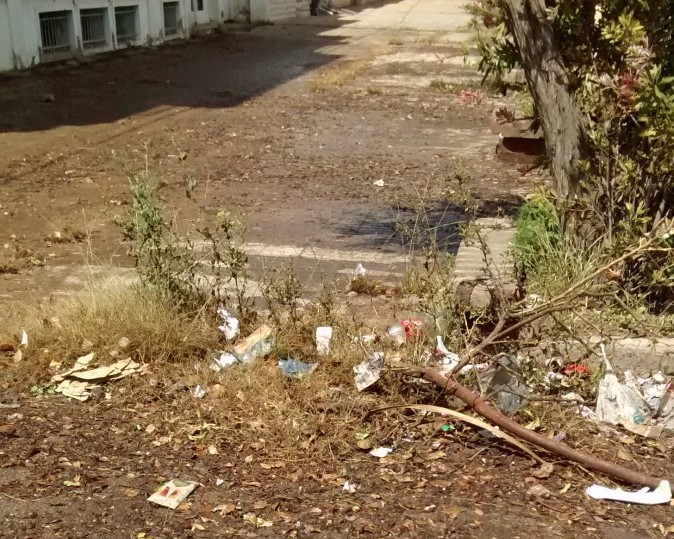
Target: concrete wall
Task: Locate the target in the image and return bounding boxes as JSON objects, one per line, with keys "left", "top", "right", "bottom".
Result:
{"left": 0, "top": 0, "right": 197, "bottom": 71}
{"left": 0, "top": 0, "right": 14, "bottom": 69}
{"left": 0, "top": 0, "right": 363, "bottom": 71}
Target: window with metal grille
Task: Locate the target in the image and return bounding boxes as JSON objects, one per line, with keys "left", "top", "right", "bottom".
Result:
{"left": 163, "top": 2, "right": 180, "bottom": 35}
{"left": 192, "top": 0, "right": 204, "bottom": 11}
{"left": 80, "top": 8, "right": 108, "bottom": 49}
{"left": 39, "top": 11, "right": 73, "bottom": 56}
{"left": 115, "top": 6, "right": 138, "bottom": 44}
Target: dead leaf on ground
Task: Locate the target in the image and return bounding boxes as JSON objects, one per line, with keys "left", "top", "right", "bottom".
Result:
{"left": 531, "top": 462, "right": 555, "bottom": 479}
{"left": 617, "top": 448, "right": 631, "bottom": 461}
{"left": 213, "top": 503, "right": 236, "bottom": 516}
{"left": 442, "top": 506, "right": 466, "bottom": 519}
{"left": 426, "top": 450, "right": 446, "bottom": 460}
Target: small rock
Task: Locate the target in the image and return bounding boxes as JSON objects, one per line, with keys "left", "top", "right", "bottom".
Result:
{"left": 81, "top": 340, "right": 94, "bottom": 352}
{"left": 42, "top": 93, "right": 55, "bottom": 103}
{"left": 118, "top": 337, "right": 131, "bottom": 349}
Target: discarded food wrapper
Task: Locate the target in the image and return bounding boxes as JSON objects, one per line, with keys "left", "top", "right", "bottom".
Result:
{"left": 238, "top": 339, "right": 275, "bottom": 364}
{"left": 217, "top": 307, "right": 240, "bottom": 341}
{"left": 278, "top": 358, "right": 317, "bottom": 379}
{"left": 147, "top": 479, "right": 198, "bottom": 509}
{"left": 234, "top": 325, "right": 273, "bottom": 356}
{"left": 400, "top": 319, "right": 423, "bottom": 340}
{"left": 234, "top": 325, "right": 275, "bottom": 364}
{"left": 369, "top": 447, "right": 393, "bottom": 458}
{"left": 315, "top": 326, "right": 333, "bottom": 356}
{"left": 354, "top": 351, "right": 385, "bottom": 392}
{"left": 634, "top": 371, "right": 669, "bottom": 410}
{"left": 211, "top": 352, "right": 239, "bottom": 372}
{"left": 595, "top": 347, "right": 651, "bottom": 427}
{"left": 586, "top": 480, "right": 671, "bottom": 505}
{"left": 480, "top": 354, "right": 530, "bottom": 415}
{"left": 192, "top": 385, "right": 206, "bottom": 399}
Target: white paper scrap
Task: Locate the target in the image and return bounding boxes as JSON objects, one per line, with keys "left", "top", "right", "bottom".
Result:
{"left": 586, "top": 480, "right": 671, "bottom": 505}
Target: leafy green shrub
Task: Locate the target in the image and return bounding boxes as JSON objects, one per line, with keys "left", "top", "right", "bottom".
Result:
{"left": 514, "top": 194, "right": 561, "bottom": 272}
{"left": 469, "top": 1, "right": 674, "bottom": 306}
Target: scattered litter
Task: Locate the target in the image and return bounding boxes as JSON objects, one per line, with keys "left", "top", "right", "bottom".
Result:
{"left": 386, "top": 324, "right": 406, "bottom": 346}
{"left": 634, "top": 372, "right": 669, "bottom": 409}
{"left": 118, "top": 336, "right": 131, "bottom": 349}
{"left": 354, "top": 351, "right": 385, "bottom": 391}
{"left": 352, "top": 263, "right": 367, "bottom": 277}
{"left": 657, "top": 382, "right": 674, "bottom": 430}
{"left": 233, "top": 325, "right": 275, "bottom": 364}
{"left": 619, "top": 421, "right": 663, "bottom": 438}
{"left": 563, "top": 364, "right": 589, "bottom": 375}
{"left": 217, "top": 307, "right": 240, "bottom": 341}
{"left": 278, "top": 358, "right": 317, "bottom": 379}
{"left": 147, "top": 479, "right": 198, "bottom": 509}
{"left": 215, "top": 478, "right": 225, "bottom": 487}
{"left": 352, "top": 333, "right": 376, "bottom": 345}
{"left": 369, "top": 447, "right": 393, "bottom": 458}
{"left": 20, "top": 330, "right": 28, "bottom": 347}
{"left": 586, "top": 480, "right": 671, "bottom": 505}
{"left": 434, "top": 336, "right": 464, "bottom": 375}
{"left": 343, "top": 480, "right": 358, "bottom": 493}
{"left": 562, "top": 392, "right": 585, "bottom": 403}
{"left": 50, "top": 354, "right": 143, "bottom": 401}
{"left": 386, "top": 319, "right": 422, "bottom": 345}
{"left": 315, "top": 326, "right": 333, "bottom": 356}
{"left": 595, "top": 347, "right": 651, "bottom": 427}
{"left": 56, "top": 380, "right": 91, "bottom": 401}
{"left": 480, "top": 354, "right": 530, "bottom": 414}
{"left": 400, "top": 319, "right": 423, "bottom": 341}
{"left": 192, "top": 385, "right": 206, "bottom": 399}
{"left": 211, "top": 352, "right": 239, "bottom": 372}
{"left": 373, "top": 179, "right": 385, "bottom": 187}
{"left": 577, "top": 405, "right": 597, "bottom": 420}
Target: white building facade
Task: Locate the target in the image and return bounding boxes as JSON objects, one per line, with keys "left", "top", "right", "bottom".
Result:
{"left": 0, "top": 0, "right": 321, "bottom": 72}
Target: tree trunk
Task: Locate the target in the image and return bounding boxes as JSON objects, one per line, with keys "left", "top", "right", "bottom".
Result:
{"left": 501, "top": 0, "right": 587, "bottom": 200}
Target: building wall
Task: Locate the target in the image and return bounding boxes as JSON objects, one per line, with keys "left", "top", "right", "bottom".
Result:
{"left": 0, "top": 0, "right": 14, "bottom": 69}
{"left": 0, "top": 0, "right": 375, "bottom": 72}
{"left": 0, "top": 0, "right": 195, "bottom": 71}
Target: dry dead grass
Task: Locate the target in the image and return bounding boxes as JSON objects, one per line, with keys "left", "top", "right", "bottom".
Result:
{"left": 310, "top": 57, "right": 373, "bottom": 93}
{"left": 18, "top": 283, "right": 220, "bottom": 385}
{"left": 13, "top": 278, "right": 407, "bottom": 462}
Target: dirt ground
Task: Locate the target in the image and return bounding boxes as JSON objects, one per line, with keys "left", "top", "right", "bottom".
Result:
{"left": 1, "top": 4, "right": 672, "bottom": 538}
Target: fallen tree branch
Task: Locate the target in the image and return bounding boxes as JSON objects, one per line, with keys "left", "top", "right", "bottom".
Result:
{"left": 367, "top": 403, "right": 545, "bottom": 464}
{"left": 410, "top": 366, "right": 664, "bottom": 489}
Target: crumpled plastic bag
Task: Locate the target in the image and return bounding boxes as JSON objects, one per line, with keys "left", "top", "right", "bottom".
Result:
{"left": 595, "top": 353, "right": 651, "bottom": 426}
{"left": 354, "top": 351, "right": 385, "bottom": 391}
{"left": 480, "top": 353, "right": 530, "bottom": 415}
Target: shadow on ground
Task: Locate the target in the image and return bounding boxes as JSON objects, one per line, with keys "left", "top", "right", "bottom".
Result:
{"left": 0, "top": 0, "right": 406, "bottom": 134}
